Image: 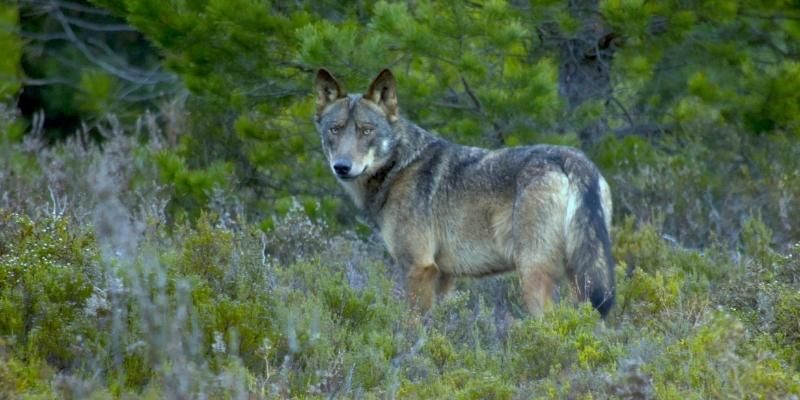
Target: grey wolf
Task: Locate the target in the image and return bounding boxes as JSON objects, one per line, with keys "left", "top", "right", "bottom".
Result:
{"left": 313, "top": 68, "right": 615, "bottom": 317}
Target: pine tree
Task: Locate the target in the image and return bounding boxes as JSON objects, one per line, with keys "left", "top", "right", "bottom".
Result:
{"left": 0, "top": 3, "right": 21, "bottom": 101}
{"left": 14, "top": 0, "right": 172, "bottom": 140}
{"left": 0, "top": 3, "right": 24, "bottom": 143}
{"left": 84, "top": 0, "right": 800, "bottom": 221}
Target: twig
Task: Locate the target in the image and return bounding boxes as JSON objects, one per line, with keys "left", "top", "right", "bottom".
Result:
{"left": 608, "top": 95, "right": 635, "bottom": 127}
{"left": 49, "top": 1, "right": 173, "bottom": 86}
{"left": 460, "top": 76, "right": 482, "bottom": 113}
{"left": 62, "top": 15, "right": 137, "bottom": 32}
{"left": 30, "top": 0, "right": 113, "bottom": 16}
{"left": 431, "top": 101, "right": 476, "bottom": 110}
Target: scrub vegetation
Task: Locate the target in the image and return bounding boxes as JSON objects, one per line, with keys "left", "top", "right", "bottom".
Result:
{"left": 1, "top": 1, "right": 799, "bottom": 398}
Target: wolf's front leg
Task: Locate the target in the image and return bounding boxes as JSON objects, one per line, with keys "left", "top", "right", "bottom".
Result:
{"left": 407, "top": 264, "right": 440, "bottom": 312}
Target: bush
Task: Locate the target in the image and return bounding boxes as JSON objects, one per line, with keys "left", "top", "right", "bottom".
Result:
{"left": 510, "top": 305, "right": 620, "bottom": 380}
{"left": 2, "top": 85, "right": 800, "bottom": 397}
{"left": 2, "top": 196, "right": 800, "bottom": 398}
{"left": 0, "top": 212, "right": 98, "bottom": 368}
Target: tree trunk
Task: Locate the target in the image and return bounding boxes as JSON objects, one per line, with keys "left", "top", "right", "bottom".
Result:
{"left": 558, "top": 0, "right": 615, "bottom": 145}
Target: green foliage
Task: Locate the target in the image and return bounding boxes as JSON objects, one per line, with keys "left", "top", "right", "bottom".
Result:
{"left": 594, "top": 124, "right": 800, "bottom": 246}
{"left": 607, "top": 1, "right": 800, "bottom": 138}
{"left": 154, "top": 150, "right": 234, "bottom": 215}
{"left": 601, "top": 0, "right": 653, "bottom": 40}
{"left": 84, "top": 0, "right": 570, "bottom": 219}
{"left": 10, "top": 0, "right": 799, "bottom": 231}
{"left": 0, "top": 4, "right": 21, "bottom": 100}
{"left": 176, "top": 212, "right": 233, "bottom": 287}
{"left": 17, "top": 1, "right": 169, "bottom": 140}
{"left": 0, "top": 178, "right": 799, "bottom": 397}
{"left": 0, "top": 212, "right": 98, "bottom": 368}
{"left": 0, "top": 348, "right": 55, "bottom": 399}
{"left": 511, "top": 305, "right": 619, "bottom": 379}
{"left": 646, "top": 313, "right": 800, "bottom": 398}
{"left": 0, "top": 105, "right": 25, "bottom": 143}
{"left": 77, "top": 70, "right": 118, "bottom": 116}
{"left": 774, "top": 287, "right": 800, "bottom": 364}
{"left": 399, "top": 367, "right": 515, "bottom": 400}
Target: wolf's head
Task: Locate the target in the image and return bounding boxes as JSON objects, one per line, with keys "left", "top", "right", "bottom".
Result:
{"left": 314, "top": 69, "right": 399, "bottom": 181}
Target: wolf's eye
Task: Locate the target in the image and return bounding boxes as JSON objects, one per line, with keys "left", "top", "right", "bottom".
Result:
{"left": 329, "top": 126, "right": 341, "bottom": 135}
{"left": 362, "top": 127, "right": 374, "bottom": 136}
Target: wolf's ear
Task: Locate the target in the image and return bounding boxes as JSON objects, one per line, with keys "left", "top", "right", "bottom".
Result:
{"left": 315, "top": 68, "right": 346, "bottom": 117}
{"left": 365, "top": 69, "right": 399, "bottom": 122}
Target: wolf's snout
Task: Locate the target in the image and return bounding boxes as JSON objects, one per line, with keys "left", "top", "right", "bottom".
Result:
{"left": 332, "top": 159, "right": 352, "bottom": 177}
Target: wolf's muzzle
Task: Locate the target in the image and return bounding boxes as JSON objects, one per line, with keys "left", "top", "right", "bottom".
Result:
{"left": 332, "top": 159, "right": 353, "bottom": 178}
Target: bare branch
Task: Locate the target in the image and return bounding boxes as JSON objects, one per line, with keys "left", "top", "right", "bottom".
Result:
{"left": 86, "top": 37, "right": 136, "bottom": 65}
{"left": 48, "top": 1, "right": 174, "bottom": 86}
{"left": 20, "top": 31, "right": 70, "bottom": 41}
{"left": 23, "top": 0, "right": 113, "bottom": 16}
{"left": 22, "top": 77, "right": 79, "bottom": 88}
{"left": 432, "top": 101, "right": 477, "bottom": 110}
{"left": 62, "top": 15, "right": 137, "bottom": 32}
{"left": 614, "top": 123, "right": 669, "bottom": 138}
{"left": 608, "top": 95, "right": 634, "bottom": 127}
{"left": 460, "top": 76, "right": 482, "bottom": 113}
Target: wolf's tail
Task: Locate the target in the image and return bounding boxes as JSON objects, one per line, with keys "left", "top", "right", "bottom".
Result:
{"left": 567, "top": 170, "right": 615, "bottom": 317}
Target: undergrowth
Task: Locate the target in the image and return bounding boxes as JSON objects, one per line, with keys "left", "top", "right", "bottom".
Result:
{"left": 1, "top": 106, "right": 799, "bottom": 398}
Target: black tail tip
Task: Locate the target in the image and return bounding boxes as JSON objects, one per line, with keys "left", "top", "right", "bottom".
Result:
{"left": 591, "top": 289, "right": 615, "bottom": 318}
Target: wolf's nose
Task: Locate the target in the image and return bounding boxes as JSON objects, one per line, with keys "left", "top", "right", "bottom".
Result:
{"left": 333, "top": 160, "right": 352, "bottom": 176}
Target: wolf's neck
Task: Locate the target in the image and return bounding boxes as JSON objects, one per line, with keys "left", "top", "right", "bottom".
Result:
{"left": 359, "top": 120, "right": 440, "bottom": 218}
{"left": 394, "top": 121, "right": 440, "bottom": 168}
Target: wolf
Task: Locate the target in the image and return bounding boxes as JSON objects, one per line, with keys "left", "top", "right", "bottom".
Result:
{"left": 313, "top": 68, "right": 615, "bottom": 317}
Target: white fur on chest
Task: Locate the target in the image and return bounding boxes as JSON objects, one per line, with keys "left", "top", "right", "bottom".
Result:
{"left": 339, "top": 180, "right": 366, "bottom": 209}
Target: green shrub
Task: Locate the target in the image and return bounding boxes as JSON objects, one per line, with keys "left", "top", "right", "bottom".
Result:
{"left": 0, "top": 212, "right": 98, "bottom": 368}
{"left": 399, "top": 368, "right": 515, "bottom": 400}
{"left": 646, "top": 312, "right": 800, "bottom": 398}
{"left": 2, "top": 100, "right": 800, "bottom": 398}
{"left": 0, "top": 343, "right": 55, "bottom": 399}
{"left": 175, "top": 212, "right": 234, "bottom": 290}
{"left": 510, "top": 304, "right": 619, "bottom": 380}
{"left": 774, "top": 288, "right": 800, "bottom": 364}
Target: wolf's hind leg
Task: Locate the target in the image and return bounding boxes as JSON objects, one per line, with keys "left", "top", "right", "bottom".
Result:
{"left": 436, "top": 272, "right": 454, "bottom": 300}
{"left": 407, "top": 264, "right": 439, "bottom": 312}
{"left": 518, "top": 265, "right": 556, "bottom": 317}
{"left": 512, "top": 172, "right": 569, "bottom": 316}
